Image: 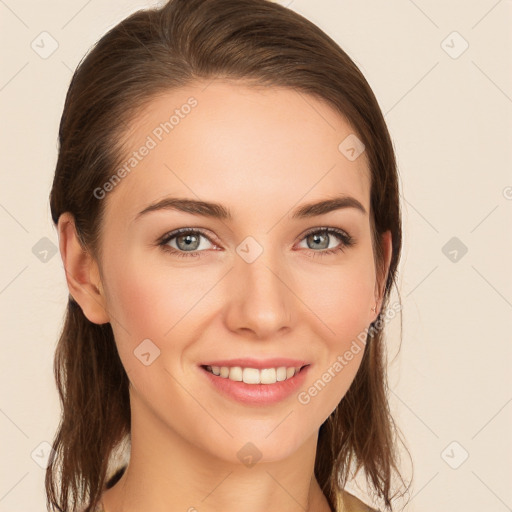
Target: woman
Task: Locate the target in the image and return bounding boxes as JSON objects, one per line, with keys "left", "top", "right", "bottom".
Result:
{"left": 46, "top": 0, "right": 407, "bottom": 511}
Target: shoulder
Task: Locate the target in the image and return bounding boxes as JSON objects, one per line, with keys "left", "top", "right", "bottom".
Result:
{"left": 339, "top": 489, "right": 381, "bottom": 512}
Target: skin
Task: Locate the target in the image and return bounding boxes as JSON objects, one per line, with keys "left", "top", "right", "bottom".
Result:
{"left": 58, "top": 80, "right": 392, "bottom": 512}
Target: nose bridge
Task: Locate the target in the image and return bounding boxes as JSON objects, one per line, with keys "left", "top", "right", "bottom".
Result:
{"left": 225, "top": 236, "right": 294, "bottom": 335}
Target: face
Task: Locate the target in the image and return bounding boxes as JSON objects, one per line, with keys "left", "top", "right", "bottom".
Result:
{"left": 91, "top": 80, "right": 388, "bottom": 464}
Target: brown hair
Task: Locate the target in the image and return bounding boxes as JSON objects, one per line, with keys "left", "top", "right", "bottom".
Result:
{"left": 47, "top": 0, "right": 408, "bottom": 510}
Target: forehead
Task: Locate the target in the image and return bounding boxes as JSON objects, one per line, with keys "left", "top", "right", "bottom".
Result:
{"left": 104, "top": 80, "right": 370, "bottom": 223}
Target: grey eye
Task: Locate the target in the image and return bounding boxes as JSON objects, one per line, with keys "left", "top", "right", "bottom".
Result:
{"left": 163, "top": 230, "right": 214, "bottom": 253}
{"left": 305, "top": 231, "right": 330, "bottom": 250}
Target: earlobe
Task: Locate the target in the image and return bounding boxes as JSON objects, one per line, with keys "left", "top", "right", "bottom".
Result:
{"left": 57, "top": 212, "right": 110, "bottom": 325}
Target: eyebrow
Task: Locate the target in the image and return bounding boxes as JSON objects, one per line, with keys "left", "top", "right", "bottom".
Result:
{"left": 134, "top": 194, "right": 367, "bottom": 222}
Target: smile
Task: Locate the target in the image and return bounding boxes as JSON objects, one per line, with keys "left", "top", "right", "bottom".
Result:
{"left": 199, "top": 364, "right": 311, "bottom": 406}
{"left": 203, "top": 365, "right": 307, "bottom": 384}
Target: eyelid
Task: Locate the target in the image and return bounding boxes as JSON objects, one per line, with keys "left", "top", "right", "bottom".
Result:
{"left": 296, "top": 225, "right": 351, "bottom": 243}
{"left": 158, "top": 227, "right": 218, "bottom": 246}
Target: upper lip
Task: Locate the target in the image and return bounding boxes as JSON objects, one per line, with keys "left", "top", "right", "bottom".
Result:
{"left": 200, "top": 358, "right": 310, "bottom": 369}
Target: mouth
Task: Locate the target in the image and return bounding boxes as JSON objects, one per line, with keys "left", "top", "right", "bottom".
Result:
{"left": 199, "top": 362, "right": 311, "bottom": 405}
{"left": 200, "top": 363, "right": 310, "bottom": 385}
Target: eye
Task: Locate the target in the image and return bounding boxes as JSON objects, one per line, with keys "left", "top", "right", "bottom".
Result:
{"left": 158, "top": 228, "right": 216, "bottom": 258}
{"left": 296, "top": 227, "right": 354, "bottom": 258}
{"left": 158, "top": 226, "right": 354, "bottom": 259}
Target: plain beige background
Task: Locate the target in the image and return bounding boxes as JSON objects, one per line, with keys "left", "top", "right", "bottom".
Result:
{"left": 1, "top": 0, "right": 511, "bottom": 511}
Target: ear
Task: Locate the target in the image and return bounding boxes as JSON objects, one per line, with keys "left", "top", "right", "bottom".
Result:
{"left": 372, "top": 230, "right": 393, "bottom": 322}
{"left": 57, "top": 212, "right": 110, "bottom": 325}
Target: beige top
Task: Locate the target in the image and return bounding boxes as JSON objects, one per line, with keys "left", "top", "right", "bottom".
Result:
{"left": 339, "top": 491, "right": 380, "bottom": 511}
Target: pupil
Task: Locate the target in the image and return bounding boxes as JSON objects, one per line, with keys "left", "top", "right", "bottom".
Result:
{"left": 310, "top": 232, "right": 328, "bottom": 250}
{"left": 179, "top": 234, "right": 198, "bottom": 250}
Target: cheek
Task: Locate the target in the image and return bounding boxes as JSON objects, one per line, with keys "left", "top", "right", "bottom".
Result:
{"left": 106, "top": 271, "right": 174, "bottom": 337}
{"left": 293, "top": 256, "right": 374, "bottom": 407}
{"left": 99, "top": 247, "right": 189, "bottom": 358}
{"left": 101, "top": 250, "right": 228, "bottom": 382}
{"left": 102, "top": 239, "right": 208, "bottom": 331}
{"left": 296, "top": 255, "right": 376, "bottom": 342}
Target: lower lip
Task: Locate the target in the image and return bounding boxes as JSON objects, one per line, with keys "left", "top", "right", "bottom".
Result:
{"left": 199, "top": 365, "right": 311, "bottom": 406}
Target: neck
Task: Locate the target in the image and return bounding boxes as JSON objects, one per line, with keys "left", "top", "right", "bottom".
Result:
{"left": 101, "top": 390, "right": 332, "bottom": 512}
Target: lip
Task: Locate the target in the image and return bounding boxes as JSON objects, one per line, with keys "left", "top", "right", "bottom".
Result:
{"left": 199, "top": 358, "right": 309, "bottom": 369}
{"left": 199, "top": 363, "right": 311, "bottom": 406}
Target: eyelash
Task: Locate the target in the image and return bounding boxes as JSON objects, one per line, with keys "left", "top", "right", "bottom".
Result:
{"left": 158, "top": 227, "right": 354, "bottom": 260}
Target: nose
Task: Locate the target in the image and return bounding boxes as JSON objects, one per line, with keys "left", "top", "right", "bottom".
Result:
{"left": 223, "top": 248, "right": 295, "bottom": 339}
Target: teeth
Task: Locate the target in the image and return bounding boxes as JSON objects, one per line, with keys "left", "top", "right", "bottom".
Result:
{"left": 206, "top": 365, "right": 302, "bottom": 384}
{"left": 229, "top": 366, "right": 243, "bottom": 381}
